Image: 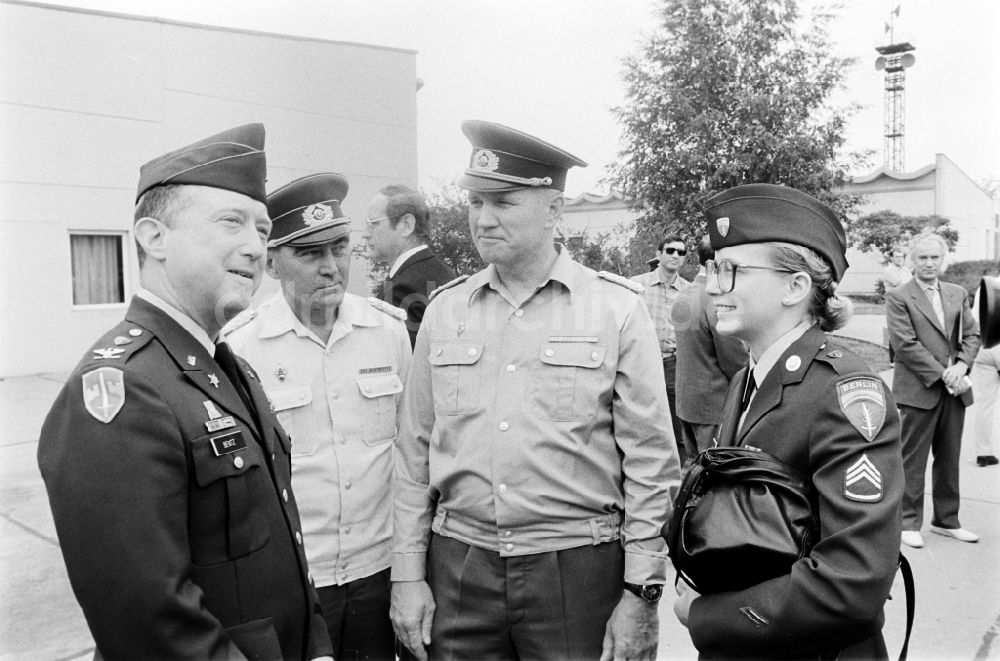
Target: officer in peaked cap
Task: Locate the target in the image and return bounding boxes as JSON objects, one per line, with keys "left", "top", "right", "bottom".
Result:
{"left": 38, "top": 124, "right": 334, "bottom": 661}
{"left": 391, "top": 120, "right": 681, "bottom": 661}
{"left": 673, "top": 182, "right": 905, "bottom": 660}
{"left": 225, "top": 171, "right": 411, "bottom": 661}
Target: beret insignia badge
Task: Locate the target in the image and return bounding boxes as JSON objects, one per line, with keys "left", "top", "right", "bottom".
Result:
{"left": 303, "top": 203, "right": 334, "bottom": 226}
{"left": 471, "top": 149, "right": 500, "bottom": 172}
{"left": 716, "top": 216, "right": 730, "bottom": 237}
{"left": 837, "top": 377, "right": 886, "bottom": 442}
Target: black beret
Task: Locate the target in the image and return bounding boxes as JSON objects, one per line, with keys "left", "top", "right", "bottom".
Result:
{"left": 457, "top": 120, "right": 587, "bottom": 192}
{"left": 136, "top": 123, "right": 267, "bottom": 204}
{"left": 267, "top": 173, "right": 351, "bottom": 247}
{"left": 705, "top": 183, "right": 849, "bottom": 281}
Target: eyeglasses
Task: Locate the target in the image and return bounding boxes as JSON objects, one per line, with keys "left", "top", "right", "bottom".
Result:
{"left": 662, "top": 247, "right": 687, "bottom": 256}
{"left": 706, "top": 260, "right": 796, "bottom": 293}
{"left": 364, "top": 215, "right": 393, "bottom": 226}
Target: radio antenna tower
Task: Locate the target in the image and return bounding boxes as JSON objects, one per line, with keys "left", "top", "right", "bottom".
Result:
{"left": 875, "top": 4, "right": 915, "bottom": 172}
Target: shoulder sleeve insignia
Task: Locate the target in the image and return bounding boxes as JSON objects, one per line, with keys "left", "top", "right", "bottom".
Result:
{"left": 429, "top": 275, "right": 470, "bottom": 302}
{"left": 597, "top": 271, "right": 644, "bottom": 293}
{"left": 836, "top": 376, "right": 887, "bottom": 442}
{"left": 82, "top": 366, "right": 126, "bottom": 424}
{"left": 220, "top": 309, "right": 258, "bottom": 338}
{"left": 844, "top": 453, "right": 883, "bottom": 502}
{"left": 368, "top": 297, "right": 408, "bottom": 321}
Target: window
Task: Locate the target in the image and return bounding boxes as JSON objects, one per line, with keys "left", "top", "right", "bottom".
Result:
{"left": 70, "top": 233, "right": 126, "bottom": 305}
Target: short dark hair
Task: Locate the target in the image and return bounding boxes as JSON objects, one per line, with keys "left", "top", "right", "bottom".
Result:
{"left": 697, "top": 235, "right": 713, "bottom": 266}
{"left": 379, "top": 184, "right": 430, "bottom": 242}
{"left": 133, "top": 185, "right": 189, "bottom": 267}
{"left": 657, "top": 235, "right": 685, "bottom": 252}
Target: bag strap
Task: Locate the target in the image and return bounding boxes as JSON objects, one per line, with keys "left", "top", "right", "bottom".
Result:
{"left": 897, "top": 553, "right": 915, "bottom": 661}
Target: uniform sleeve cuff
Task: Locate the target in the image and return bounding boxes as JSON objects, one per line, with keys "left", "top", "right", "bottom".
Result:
{"left": 624, "top": 549, "right": 667, "bottom": 584}
{"left": 391, "top": 552, "right": 427, "bottom": 582}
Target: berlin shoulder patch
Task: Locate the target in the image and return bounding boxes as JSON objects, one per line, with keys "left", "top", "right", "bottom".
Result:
{"left": 844, "top": 453, "right": 883, "bottom": 502}
{"left": 836, "top": 376, "right": 887, "bottom": 442}
{"left": 82, "top": 366, "right": 125, "bottom": 424}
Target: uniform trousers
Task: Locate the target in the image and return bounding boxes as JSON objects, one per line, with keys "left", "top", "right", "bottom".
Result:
{"left": 425, "top": 533, "right": 624, "bottom": 661}
{"left": 899, "top": 397, "right": 965, "bottom": 530}
{"left": 317, "top": 568, "right": 395, "bottom": 661}
{"left": 970, "top": 350, "right": 1000, "bottom": 457}
{"left": 662, "top": 354, "right": 685, "bottom": 464}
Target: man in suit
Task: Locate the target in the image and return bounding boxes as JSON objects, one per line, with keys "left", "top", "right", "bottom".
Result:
{"left": 37, "top": 124, "right": 333, "bottom": 661}
{"left": 887, "top": 232, "right": 981, "bottom": 548}
{"left": 364, "top": 184, "right": 456, "bottom": 346}
{"left": 672, "top": 236, "right": 746, "bottom": 461}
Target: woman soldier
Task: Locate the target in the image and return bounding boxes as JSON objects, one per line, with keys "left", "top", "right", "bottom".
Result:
{"left": 674, "top": 184, "right": 904, "bottom": 660}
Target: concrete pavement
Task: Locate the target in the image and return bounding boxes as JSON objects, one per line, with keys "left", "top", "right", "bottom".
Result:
{"left": 1, "top": 353, "right": 998, "bottom": 659}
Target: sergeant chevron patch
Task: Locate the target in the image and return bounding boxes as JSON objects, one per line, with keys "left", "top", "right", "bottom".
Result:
{"left": 844, "top": 454, "right": 883, "bottom": 502}
{"left": 836, "top": 377, "right": 886, "bottom": 441}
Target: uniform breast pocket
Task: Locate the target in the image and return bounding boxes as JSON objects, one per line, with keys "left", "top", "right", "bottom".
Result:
{"left": 429, "top": 341, "right": 484, "bottom": 415}
{"left": 189, "top": 430, "right": 271, "bottom": 565}
{"left": 266, "top": 384, "right": 314, "bottom": 456}
{"left": 357, "top": 373, "right": 403, "bottom": 445}
{"left": 531, "top": 342, "right": 607, "bottom": 421}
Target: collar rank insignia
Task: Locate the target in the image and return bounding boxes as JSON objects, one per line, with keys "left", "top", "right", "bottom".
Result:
{"left": 844, "top": 454, "right": 883, "bottom": 502}
{"left": 837, "top": 377, "right": 886, "bottom": 442}
{"left": 716, "top": 216, "right": 730, "bottom": 237}
{"left": 82, "top": 367, "right": 125, "bottom": 424}
{"left": 92, "top": 347, "right": 125, "bottom": 360}
{"left": 303, "top": 203, "right": 334, "bottom": 226}
{"left": 187, "top": 355, "right": 197, "bottom": 367}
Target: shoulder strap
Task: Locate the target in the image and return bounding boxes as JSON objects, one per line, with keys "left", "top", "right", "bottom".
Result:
{"left": 896, "top": 553, "right": 915, "bottom": 661}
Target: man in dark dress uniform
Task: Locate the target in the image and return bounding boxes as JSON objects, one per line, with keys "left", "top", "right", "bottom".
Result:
{"left": 364, "top": 184, "right": 455, "bottom": 347}
{"left": 37, "top": 124, "right": 333, "bottom": 661}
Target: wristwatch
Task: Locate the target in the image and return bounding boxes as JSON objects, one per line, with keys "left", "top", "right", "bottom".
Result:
{"left": 623, "top": 581, "right": 664, "bottom": 603}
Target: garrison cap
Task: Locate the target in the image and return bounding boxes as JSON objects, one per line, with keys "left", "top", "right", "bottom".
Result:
{"left": 136, "top": 123, "right": 267, "bottom": 204}
{"left": 705, "top": 183, "right": 849, "bottom": 281}
{"left": 266, "top": 173, "right": 351, "bottom": 248}
{"left": 457, "top": 120, "right": 587, "bottom": 192}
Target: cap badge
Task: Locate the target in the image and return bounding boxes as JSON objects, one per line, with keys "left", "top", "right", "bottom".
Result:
{"left": 717, "top": 217, "right": 730, "bottom": 237}
{"left": 303, "top": 203, "right": 335, "bottom": 226}
{"left": 471, "top": 149, "right": 500, "bottom": 172}
{"left": 82, "top": 367, "right": 125, "bottom": 424}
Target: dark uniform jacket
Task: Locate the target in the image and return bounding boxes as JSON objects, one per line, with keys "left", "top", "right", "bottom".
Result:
{"left": 887, "top": 278, "right": 980, "bottom": 409}
{"left": 383, "top": 247, "right": 456, "bottom": 347}
{"left": 689, "top": 325, "right": 903, "bottom": 660}
{"left": 673, "top": 272, "right": 747, "bottom": 424}
{"left": 38, "top": 296, "right": 332, "bottom": 661}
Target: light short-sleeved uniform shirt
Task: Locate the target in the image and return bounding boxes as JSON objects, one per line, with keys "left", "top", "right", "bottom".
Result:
{"left": 393, "top": 247, "right": 681, "bottom": 585}
{"left": 227, "top": 292, "right": 411, "bottom": 587}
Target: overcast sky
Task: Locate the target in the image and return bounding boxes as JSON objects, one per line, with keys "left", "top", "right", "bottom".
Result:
{"left": 34, "top": 0, "right": 1000, "bottom": 197}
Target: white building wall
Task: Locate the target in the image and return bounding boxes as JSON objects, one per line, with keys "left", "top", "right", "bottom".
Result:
{"left": 934, "top": 154, "right": 996, "bottom": 261}
{"left": 0, "top": 1, "right": 417, "bottom": 377}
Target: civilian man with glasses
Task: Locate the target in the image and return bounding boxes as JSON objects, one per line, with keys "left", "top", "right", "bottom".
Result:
{"left": 363, "top": 185, "right": 456, "bottom": 347}
{"left": 631, "top": 236, "right": 691, "bottom": 462}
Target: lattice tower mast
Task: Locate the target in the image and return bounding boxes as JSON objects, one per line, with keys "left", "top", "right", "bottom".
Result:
{"left": 875, "top": 6, "right": 915, "bottom": 172}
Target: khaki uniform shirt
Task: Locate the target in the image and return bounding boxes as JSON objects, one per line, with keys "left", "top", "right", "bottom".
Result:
{"left": 392, "top": 247, "right": 680, "bottom": 585}
{"left": 227, "top": 292, "right": 411, "bottom": 587}
{"left": 630, "top": 269, "right": 690, "bottom": 356}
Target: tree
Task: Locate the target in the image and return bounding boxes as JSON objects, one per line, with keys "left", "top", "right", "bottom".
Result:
{"left": 847, "top": 210, "right": 958, "bottom": 259}
{"left": 610, "top": 0, "right": 868, "bottom": 269}
{"left": 423, "top": 182, "right": 485, "bottom": 277}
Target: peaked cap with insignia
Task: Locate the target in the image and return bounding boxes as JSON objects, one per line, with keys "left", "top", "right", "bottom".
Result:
{"left": 705, "top": 183, "right": 849, "bottom": 281}
{"left": 457, "top": 120, "right": 587, "bottom": 192}
{"left": 267, "top": 173, "right": 351, "bottom": 247}
{"left": 136, "top": 123, "right": 267, "bottom": 204}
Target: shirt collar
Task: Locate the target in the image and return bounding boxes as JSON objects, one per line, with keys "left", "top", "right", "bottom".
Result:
{"left": 136, "top": 288, "right": 216, "bottom": 355}
{"left": 389, "top": 244, "right": 428, "bottom": 278}
{"left": 257, "top": 292, "right": 378, "bottom": 345}
{"left": 750, "top": 319, "right": 813, "bottom": 388}
{"left": 917, "top": 278, "right": 940, "bottom": 292}
{"left": 466, "top": 244, "right": 579, "bottom": 305}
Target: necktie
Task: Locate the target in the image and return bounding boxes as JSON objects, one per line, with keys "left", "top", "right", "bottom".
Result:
{"left": 926, "top": 285, "right": 945, "bottom": 328}
{"left": 740, "top": 368, "right": 757, "bottom": 414}
{"left": 215, "top": 341, "right": 257, "bottom": 418}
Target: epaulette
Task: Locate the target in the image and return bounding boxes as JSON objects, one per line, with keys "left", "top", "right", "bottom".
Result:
{"left": 368, "top": 297, "right": 408, "bottom": 322}
{"left": 220, "top": 308, "right": 258, "bottom": 338}
{"left": 816, "top": 339, "right": 873, "bottom": 377}
{"left": 429, "top": 275, "right": 470, "bottom": 302}
{"left": 82, "top": 322, "right": 155, "bottom": 370}
{"left": 597, "top": 271, "right": 644, "bottom": 294}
